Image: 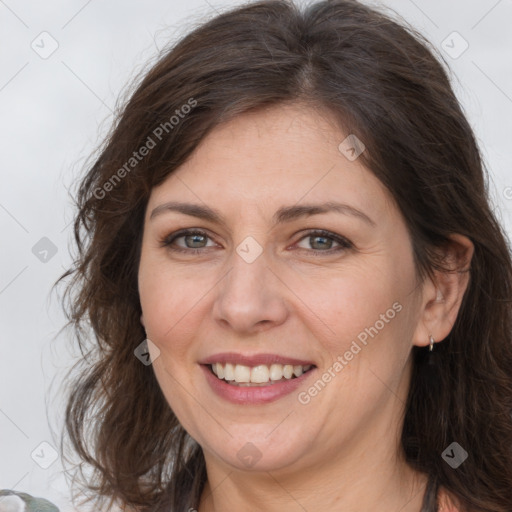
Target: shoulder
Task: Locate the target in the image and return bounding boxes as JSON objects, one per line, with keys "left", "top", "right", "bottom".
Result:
{"left": 438, "top": 487, "right": 462, "bottom": 512}
{"left": 0, "top": 490, "right": 141, "bottom": 512}
{"left": 0, "top": 490, "right": 59, "bottom": 511}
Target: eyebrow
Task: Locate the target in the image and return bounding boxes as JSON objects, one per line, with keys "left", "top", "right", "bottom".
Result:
{"left": 149, "top": 200, "right": 376, "bottom": 227}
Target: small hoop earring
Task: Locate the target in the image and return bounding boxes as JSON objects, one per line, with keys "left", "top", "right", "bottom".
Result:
{"left": 429, "top": 334, "right": 435, "bottom": 352}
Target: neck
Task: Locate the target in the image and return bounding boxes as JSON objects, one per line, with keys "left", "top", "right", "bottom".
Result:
{"left": 197, "top": 440, "right": 429, "bottom": 512}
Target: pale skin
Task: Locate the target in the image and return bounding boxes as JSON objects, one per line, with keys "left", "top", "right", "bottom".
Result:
{"left": 137, "top": 103, "right": 474, "bottom": 511}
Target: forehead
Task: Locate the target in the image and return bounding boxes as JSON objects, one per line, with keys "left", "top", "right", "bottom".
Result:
{"left": 146, "top": 104, "right": 395, "bottom": 223}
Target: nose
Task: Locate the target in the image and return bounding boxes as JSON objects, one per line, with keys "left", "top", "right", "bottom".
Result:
{"left": 212, "top": 247, "right": 289, "bottom": 334}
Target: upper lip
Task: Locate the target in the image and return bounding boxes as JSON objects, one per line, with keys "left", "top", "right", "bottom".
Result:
{"left": 199, "top": 352, "right": 316, "bottom": 367}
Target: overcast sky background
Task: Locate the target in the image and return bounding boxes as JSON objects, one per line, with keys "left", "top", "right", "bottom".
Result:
{"left": 1, "top": 0, "right": 511, "bottom": 510}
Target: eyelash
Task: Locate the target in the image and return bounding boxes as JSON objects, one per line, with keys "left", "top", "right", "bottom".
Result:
{"left": 159, "top": 229, "right": 353, "bottom": 256}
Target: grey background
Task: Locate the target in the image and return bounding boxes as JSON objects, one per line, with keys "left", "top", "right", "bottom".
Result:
{"left": 1, "top": 0, "right": 511, "bottom": 510}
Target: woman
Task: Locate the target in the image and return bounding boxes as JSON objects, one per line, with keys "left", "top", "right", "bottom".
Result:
{"left": 49, "top": 0, "right": 512, "bottom": 511}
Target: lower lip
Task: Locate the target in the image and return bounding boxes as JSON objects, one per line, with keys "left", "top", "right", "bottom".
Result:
{"left": 200, "top": 364, "right": 316, "bottom": 405}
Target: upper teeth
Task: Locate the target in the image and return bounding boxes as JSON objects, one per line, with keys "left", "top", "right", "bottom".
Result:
{"left": 211, "top": 363, "right": 313, "bottom": 384}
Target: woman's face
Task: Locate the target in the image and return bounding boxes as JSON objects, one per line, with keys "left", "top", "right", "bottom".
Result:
{"left": 138, "top": 104, "right": 428, "bottom": 474}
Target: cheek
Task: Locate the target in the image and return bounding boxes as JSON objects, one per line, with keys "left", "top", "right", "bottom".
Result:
{"left": 295, "top": 263, "right": 416, "bottom": 398}
{"left": 138, "top": 265, "right": 203, "bottom": 425}
{"left": 139, "top": 259, "right": 190, "bottom": 350}
{"left": 138, "top": 259, "right": 219, "bottom": 369}
{"left": 304, "top": 273, "right": 414, "bottom": 422}
{"left": 291, "top": 264, "right": 405, "bottom": 350}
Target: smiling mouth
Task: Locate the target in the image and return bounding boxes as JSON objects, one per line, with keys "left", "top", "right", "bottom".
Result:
{"left": 207, "top": 362, "right": 316, "bottom": 386}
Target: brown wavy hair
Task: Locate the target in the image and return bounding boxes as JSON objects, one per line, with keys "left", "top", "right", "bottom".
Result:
{"left": 55, "top": 0, "right": 512, "bottom": 511}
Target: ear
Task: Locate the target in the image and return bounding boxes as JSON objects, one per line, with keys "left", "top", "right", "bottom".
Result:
{"left": 140, "top": 313, "right": 145, "bottom": 328}
{"left": 412, "top": 234, "right": 474, "bottom": 348}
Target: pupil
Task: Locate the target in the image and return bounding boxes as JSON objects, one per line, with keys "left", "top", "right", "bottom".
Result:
{"left": 187, "top": 234, "right": 205, "bottom": 248}
{"left": 312, "top": 235, "right": 331, "bottom": 250}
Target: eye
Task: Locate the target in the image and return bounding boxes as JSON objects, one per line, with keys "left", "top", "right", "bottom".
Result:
{"left": 293, "top": 229, "right": 353, "bottom": 254}
{"left": 159, "top": 228, "right": 353, "bottom": 255}
{"left": 160, "top": 229, "right": 216, "bottom": 253}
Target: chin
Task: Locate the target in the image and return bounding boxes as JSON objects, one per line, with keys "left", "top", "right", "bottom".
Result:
{"left": 202, "top": 430, "right": 310, "bottom": 473}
